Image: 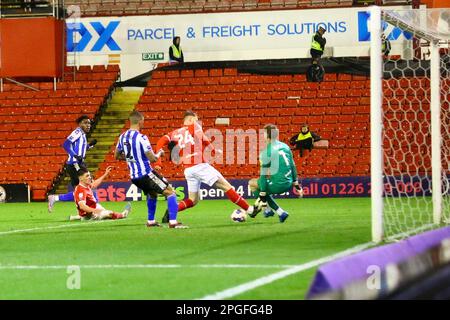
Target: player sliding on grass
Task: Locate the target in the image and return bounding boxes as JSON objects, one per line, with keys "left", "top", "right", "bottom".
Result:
{"left": 155, "top": 110, "right": 255, "bottom": 223}
{"left": 115, "top": 111, "right": 187, "bottom": 229}
{"left": 248, "top": 124, "right": 303, "bottom": 223}
{"left": 70, "top": 166, "right": 131, "bottom": 221}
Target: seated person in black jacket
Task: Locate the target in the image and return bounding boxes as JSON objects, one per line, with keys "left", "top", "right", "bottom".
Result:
{"left": 307, "top": 61, "right": 325, "bottom": 83}
{"left": 289, "top": 124, "right": 322, "bottom": 157}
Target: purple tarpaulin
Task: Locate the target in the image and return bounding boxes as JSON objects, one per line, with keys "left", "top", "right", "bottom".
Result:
{"left": 306, "top": 226, "right": 450, "bottom": 299}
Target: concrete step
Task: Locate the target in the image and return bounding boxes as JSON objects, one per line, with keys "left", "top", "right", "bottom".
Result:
{"left": 85, "top": 158, "right": 105, "bottom": 163}
{"left": 101, "top": 116, "right": 130, "bottom": 121}
{"left": 101, "top": 112, "right": 131, "bottom": 117}
{"left": 90, "top": 147, "right": 116, "bottom": 152}
{"left": 95, "top": 124, "right": 125, "bottom": 129}
{"left": 109, "top": 91, "right": 142, "bottom": 103}
{"left": 89, "top": 136, "right": 120, "bottom": 141}
{"left": 92, "top": 141, "right": 117, "bottom": 146}
{"left": 90, "top": 132, "right": 123, "bottom": 137}
{"left": 85, "top": 155, "right": 109, "bottom": 160}
{"left": 90, "top": 129, "right": 125, "bottom": 134}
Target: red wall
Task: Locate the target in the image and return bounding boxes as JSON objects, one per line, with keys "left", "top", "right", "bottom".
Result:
{"left": 0, "top": 17, "right": 65, "bottom": 78}
{"left": 422, "top": 0, "right": 450, "bottom": 8}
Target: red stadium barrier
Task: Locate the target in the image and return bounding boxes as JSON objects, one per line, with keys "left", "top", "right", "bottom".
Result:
{"left": 0, "top": 17, "right": 65, "bottom": 78}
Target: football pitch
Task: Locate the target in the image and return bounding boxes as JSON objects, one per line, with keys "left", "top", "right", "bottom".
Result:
{"left": 0, "top": 198, "right": 371, "bottom": 300}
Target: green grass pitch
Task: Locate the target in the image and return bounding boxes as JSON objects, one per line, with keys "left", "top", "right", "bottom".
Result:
{"left": 0, "top": 198, "right": 371, "bottom": 299}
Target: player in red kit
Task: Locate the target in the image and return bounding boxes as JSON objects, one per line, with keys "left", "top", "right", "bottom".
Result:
{"left": 71, "top": 166, "right": 131, "bottom": 221}
{"left": 155, "top": 110, "right": 254, "bottom": 223}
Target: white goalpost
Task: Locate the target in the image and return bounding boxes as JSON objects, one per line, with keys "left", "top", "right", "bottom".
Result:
{"left": 370, "top": 6, "right": 450, "bottom": 242}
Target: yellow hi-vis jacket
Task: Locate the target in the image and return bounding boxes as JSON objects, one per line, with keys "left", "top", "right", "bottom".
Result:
{"left": 296, "top": 131, "right": 313, "bottom": 141}
{"left": 311, "top": 34, "right": 323, "bottom": 51}
{"left": 171, "top": 45, "right": 182, "bottom": 58}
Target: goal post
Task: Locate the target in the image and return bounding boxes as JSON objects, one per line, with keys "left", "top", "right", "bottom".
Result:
{"left": 370, "top": 6, "right": 450, "bottom": 242}
{"left": 370, "top": 6, "right": 383, "bottom": 243}
{"left": 430, "top": 40, "right": 442, "bottom": 226}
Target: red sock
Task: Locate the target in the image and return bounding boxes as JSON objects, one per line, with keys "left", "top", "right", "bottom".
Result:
{"left": 111, "top": 212, "right": 124, "bottom": 220}
{"left": 178, "top": 199, "right": 194, "bottom": 212}
{"left": 225, "top": 189, "right": 249, "bottom": 211}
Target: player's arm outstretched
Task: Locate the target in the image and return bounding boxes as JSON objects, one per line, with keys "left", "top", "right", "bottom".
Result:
{"left": 146, "top": 148, "right": 164, "bottom": 163}
{"left": 154, "top": 134, "right": 171, "bottom": 169}
{"left": 91, "top": 166, "right": 113, "bottom": 189}
{"left": 141, "top": 134, "right": 164, "bottom": 163}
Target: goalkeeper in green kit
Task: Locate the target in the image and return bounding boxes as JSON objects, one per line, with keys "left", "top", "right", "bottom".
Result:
{"left": 248, "top": 124, "right": 303, "bottom": 222}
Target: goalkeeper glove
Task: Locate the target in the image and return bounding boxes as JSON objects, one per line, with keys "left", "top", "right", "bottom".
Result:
{"left": 248, "top": 193, "right": 267, "bottom": 218}
{"left": 293, "top": 182, "right": 304, "bottom": 198}
{"left": 258, "top": 192, "right": 268, "bottom": 207}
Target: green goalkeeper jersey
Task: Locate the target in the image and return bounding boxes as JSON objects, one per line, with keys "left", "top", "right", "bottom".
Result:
{"left": 259, "top": 140, "right": 298, "bottom": 192}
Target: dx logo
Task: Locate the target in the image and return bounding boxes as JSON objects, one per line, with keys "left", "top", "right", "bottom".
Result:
{"left": 358, "top": 11, "right": 413, "bottom": 42}
{"left": 67, "top": 21, "right": 121, "bottom": 52}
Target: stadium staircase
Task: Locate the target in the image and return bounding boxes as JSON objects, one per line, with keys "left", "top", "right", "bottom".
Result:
{"left": 0, "top": 65, "right": 120, "bottom": 201}
{"left": 53, "top": 89, "right": 140, "bottom": 194}
{"left": 96, "top": 65, "right": 372, "bottom": 183}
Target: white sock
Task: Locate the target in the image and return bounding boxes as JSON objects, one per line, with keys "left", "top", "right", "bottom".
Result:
{"left": 54, "top": 195, "right": 60, "bottom": 201}
{"left": 169, "top": 219, "right": 177, "bottom": 224}
{"left": 276, "top": 208, "right": 285, "bottom": 216}
{"left": 148, "top": 220, "right": 156, "bottom": 224}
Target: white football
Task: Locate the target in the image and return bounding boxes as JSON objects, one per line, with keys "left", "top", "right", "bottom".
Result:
{"left": 231, "top": 209, "right": 247, "bottom": 222}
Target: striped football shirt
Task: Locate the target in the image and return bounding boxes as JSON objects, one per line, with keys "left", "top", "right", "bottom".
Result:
{"left": 66, "top": 127, "right": 88, "bottom": 164}
{"left": 116, "top": 129, "right": 153, "bottom": 179}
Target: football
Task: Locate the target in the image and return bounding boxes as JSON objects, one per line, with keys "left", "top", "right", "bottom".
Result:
{"left": 230, "top": 209, "right": 247, "bottom": 222}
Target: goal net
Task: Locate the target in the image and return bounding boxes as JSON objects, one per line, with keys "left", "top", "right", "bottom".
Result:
{"left": 370, "top": 7, "right": 450, "bottom": 242}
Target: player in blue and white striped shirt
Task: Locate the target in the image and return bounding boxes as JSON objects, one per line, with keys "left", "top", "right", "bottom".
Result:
{"left": 115, "top": 111, "right": 187, "bottom": 229}
{"left": 48, "top": 115, "right": 97, "bottom": 212}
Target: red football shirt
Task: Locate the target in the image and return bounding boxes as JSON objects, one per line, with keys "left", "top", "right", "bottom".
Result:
{"left": 74, "top": 183, "right": 97, "bottom": 216}
{"left": 155, "top": 123, "right": 214, "bottom": 168}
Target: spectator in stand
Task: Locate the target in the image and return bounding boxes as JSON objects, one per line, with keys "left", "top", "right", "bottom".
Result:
{"left": 307, "top": 61, "right": 325, "bottom": 83}
{"left": 310, "top": 26, "right": 326, "bottom": 64}
{"left": 289, "top": 124, "right": 322, "bottom": 157}
{"left": 169, "top": 36, "right": 184, "bottom": 64}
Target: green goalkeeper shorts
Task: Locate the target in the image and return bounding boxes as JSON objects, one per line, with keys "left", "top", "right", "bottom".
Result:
{"left": 257, "top": 177, "right": 291, "bottom": 195}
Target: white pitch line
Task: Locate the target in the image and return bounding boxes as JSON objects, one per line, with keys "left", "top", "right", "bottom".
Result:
{"left": 199, "top": 224, "right": 445, "bottom": 300}
{"left": 0, "top": 219, "right": 124, "bottom": 236}
{"left": 199, "top": 242, "right": 374, "bottom": 300}
{"left": 385, "top": 223, "right": 436, "bottom": 242}
{"left": 0, "top": 264, "right": 295, "bottom": 270}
